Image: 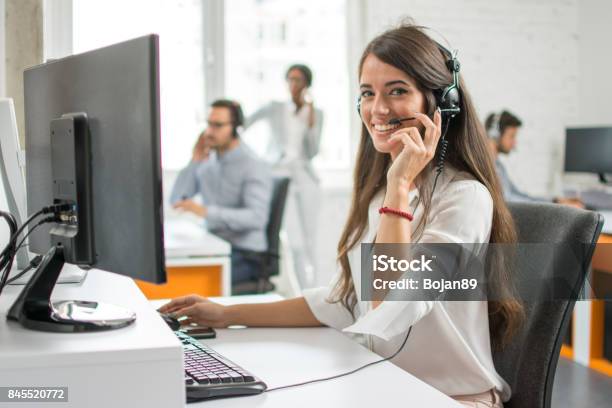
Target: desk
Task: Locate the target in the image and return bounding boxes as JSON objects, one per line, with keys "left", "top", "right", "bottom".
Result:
{"left": 598, "top": 211, "right": 612, "bottom": 235}
{"left": 136, "top": 217, "right": 232, "bottom": 298}
{"left": 151, "top": 297, "right": 462, "bottom": 408}
{"left": 0, "top": 269, "right": 460, "bottom": 407}
{"left": 587, "top": 232, "right": 612, "bottom": 376}
{"left": 0, "top": 269, "right": 184, "bottom": 408}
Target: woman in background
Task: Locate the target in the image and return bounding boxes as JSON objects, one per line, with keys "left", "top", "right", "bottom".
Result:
{"left": 245, "top": 64, "right": 324, "bottom": 288}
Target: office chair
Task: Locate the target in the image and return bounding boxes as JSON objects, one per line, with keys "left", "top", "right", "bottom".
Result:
{"left": 233, "top": 177, "right": 290, "bottom": 295}
{"left": 493, "top": 202, "right": 603, "bottom": 408}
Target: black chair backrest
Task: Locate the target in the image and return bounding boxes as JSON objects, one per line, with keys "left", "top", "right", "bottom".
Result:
{"left": 266, "top": 177, "right": 290, "bottom": 259}
{"left": 493, "top": 202, "right": 603, "bottom": 408}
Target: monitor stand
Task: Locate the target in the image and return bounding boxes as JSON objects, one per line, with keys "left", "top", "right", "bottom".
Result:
{"left": 598, "top": 173, "right": 612, "bottom": 185}
{"left": 6, "top": 244, "right": 135, "bottom": 332}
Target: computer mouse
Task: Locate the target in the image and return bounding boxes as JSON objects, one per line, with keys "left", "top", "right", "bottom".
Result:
{"left": 159, "top": 312, "right": 181, "bottom": 331}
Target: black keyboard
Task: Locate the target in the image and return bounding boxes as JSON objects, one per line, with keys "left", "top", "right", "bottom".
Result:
{"left": 176, "top": 330, "right": 267, "bottom": 402}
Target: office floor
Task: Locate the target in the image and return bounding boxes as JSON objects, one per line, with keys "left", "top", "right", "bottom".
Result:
{"left": 552, "top": 358, "right": 612, "bottom": 407}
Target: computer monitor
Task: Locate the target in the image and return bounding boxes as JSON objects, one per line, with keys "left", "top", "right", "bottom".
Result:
{"left": 0, "top": 98, "right": 29, "bottom": 269}
{"left": 6, "top": 35, "right": 166, "bottom": 332}
{"left": 564, "top": 127, "right": 612, "bottom": 183}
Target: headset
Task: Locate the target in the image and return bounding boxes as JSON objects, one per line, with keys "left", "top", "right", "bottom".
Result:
{"left": 228, "top": 102, "right": 245, "bottom": 138}
{"left": 356, "top": 42, "right": 461, "bottom": 121}
{"left": 487, "top": 112, "right": 502, "bottom": 140}
{"left": 210, "top": 100, "right": 245, "bottom": 138}
{"left": 434, "top": 44, "right": 461, "bottom": 119}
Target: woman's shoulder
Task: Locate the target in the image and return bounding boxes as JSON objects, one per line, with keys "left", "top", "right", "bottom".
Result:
{"left": 438, "top": 166, "right": 493, "bottom": 210}
{"left": 423, "top": 166, "right": 494, "bottom": 243}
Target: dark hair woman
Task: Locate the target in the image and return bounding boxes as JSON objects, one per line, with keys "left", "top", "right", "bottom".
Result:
{"left": 160, "top": 22, "right": 523, "bottom": 407}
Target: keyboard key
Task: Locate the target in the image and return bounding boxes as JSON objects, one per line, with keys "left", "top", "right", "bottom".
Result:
{"left": 219, "top": 374, "right": 232, "bottom": 383}
{"left": 229, "top": 373, "right": 244, "bottom": 382}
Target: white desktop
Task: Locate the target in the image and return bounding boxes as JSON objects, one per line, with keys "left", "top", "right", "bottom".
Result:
{"left": 0, "top": 270, "right": 184, "bottom": 408}
{"left": 0, "top": 268, "right": 462, "bottom": 407}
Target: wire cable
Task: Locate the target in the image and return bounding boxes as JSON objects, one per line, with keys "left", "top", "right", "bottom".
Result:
{"left": 0, "top": 203, "right": 69, "bottom": 260}
{"left": 431, "top": 118, "right": 452, "bottom": 195}
{"left": 0, "top": 206, "right": 66, "bottom": 296}
{"left": 0, "top": 211, "right": 19, "bottom": 293}
{"left": 4, "top": 218, "right": 51, "bottom": 285}
{"left": 265, "top": 327, "right": 412, "bottom": 393}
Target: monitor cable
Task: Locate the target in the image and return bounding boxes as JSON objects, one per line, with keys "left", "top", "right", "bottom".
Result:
{"left": 0, "top": 204, "right": 68, "bottom": 296}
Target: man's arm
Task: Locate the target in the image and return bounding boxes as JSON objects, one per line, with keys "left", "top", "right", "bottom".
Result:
{"left": 169, "top": 162, "right": 201, "bottom": 204}
{"left": 206, "top": 164, "right": 273, "bottom": 232}
{"left": 504, "top": 178, "right": 545, "bottom": 203}
{"left": 496, "top": 160, "right": 548, "bottom": 203}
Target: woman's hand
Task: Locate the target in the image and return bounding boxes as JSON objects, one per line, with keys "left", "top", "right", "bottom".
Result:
{"left": 386, "top": 109, "right": 442, "bottom": 188}
{"left": 158, "top": 294, "right": 205, "bottom": 314}
{"left": 158, "top": 294, "right": 229, "bottom": 328}
{"left": 300, "top": 88, "right": 316, "bottom": 128}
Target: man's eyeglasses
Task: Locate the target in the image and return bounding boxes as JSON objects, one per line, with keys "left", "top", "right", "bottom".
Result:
{"left": 207, "top": 121, "right": 232, "bottom": 129}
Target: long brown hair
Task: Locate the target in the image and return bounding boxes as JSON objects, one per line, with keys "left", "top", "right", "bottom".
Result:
{"left": 329, "top": 22, "right": 523, "bottom": 349}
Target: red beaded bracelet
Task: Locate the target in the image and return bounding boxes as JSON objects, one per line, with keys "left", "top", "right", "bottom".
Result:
{"left": 378, "top": 206, "right": 414, "bottom": 221}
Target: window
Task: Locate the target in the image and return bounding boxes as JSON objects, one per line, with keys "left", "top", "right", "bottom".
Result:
{"left": 69, "top": 0, "right": 352, "bottom": 170}
{"left": 225, "top": 0, "right": 350, "bottom": 169}
{"left": 72, "top": 0, "right": 206, "bottom": 170}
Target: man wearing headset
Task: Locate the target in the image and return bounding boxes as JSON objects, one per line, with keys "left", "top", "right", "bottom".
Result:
{"left": 486, "top": 110, "right": 584, "bottom": 207}
{"left": 170, "top": 99, "right": 273, "bottom": 287}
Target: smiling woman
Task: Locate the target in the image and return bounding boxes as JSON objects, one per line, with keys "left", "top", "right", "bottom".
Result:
{"left": 327, "top": 22, "right": 522, "bottom": 407}
{"left": 159, "top": 21, "right": 523, "bottom": 407}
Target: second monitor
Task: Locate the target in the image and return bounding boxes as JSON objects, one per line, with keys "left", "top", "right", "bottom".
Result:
{"left": 565, "top": 126, "right": 612, "bottom": 183}
{"left": 7, "top": 35, "right": 166, "bottom": 332}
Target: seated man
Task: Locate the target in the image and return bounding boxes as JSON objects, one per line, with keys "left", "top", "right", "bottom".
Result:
{"left": 485, "top": 110, "right": 583, "bottom": 207}
{"left": 170, "top": 99, "right": 273, "bottom": 286}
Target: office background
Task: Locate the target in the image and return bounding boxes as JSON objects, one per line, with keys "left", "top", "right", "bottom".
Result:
{"left": 0, "top": 0, "right": 608, "bottom": 295}
{"left": 0, "top": 0, "right": 610, "bottom": 287}
{"left": 0, "top": 1, "right": 611, "bottom": 406}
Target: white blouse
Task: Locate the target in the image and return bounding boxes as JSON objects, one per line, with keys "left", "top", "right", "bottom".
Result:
{"left": 302, "top": 165, "right": 511, "bottom": 400}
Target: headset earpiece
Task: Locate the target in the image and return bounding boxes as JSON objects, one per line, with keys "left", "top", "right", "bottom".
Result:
{"left": 435, "top": 44, "right": 461, "bottom": 119}
{"left": 356, "top": 96, "right": 362, "bottom": 116}
{"left": 230, "top": 101, "right": 245, "bottom": 138}
{"left": 487, "top": 113, "right": 502, "bottom": 140}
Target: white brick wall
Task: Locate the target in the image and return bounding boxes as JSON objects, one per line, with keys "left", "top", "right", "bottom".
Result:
{"left": 576, "top": 0, "right": 612, "bottom": 126}
{"left": 363, "top": 0, "right": 581, "bottom": 197}
{"left": 313, "top": 0, "right": 612, "bottom": 288}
